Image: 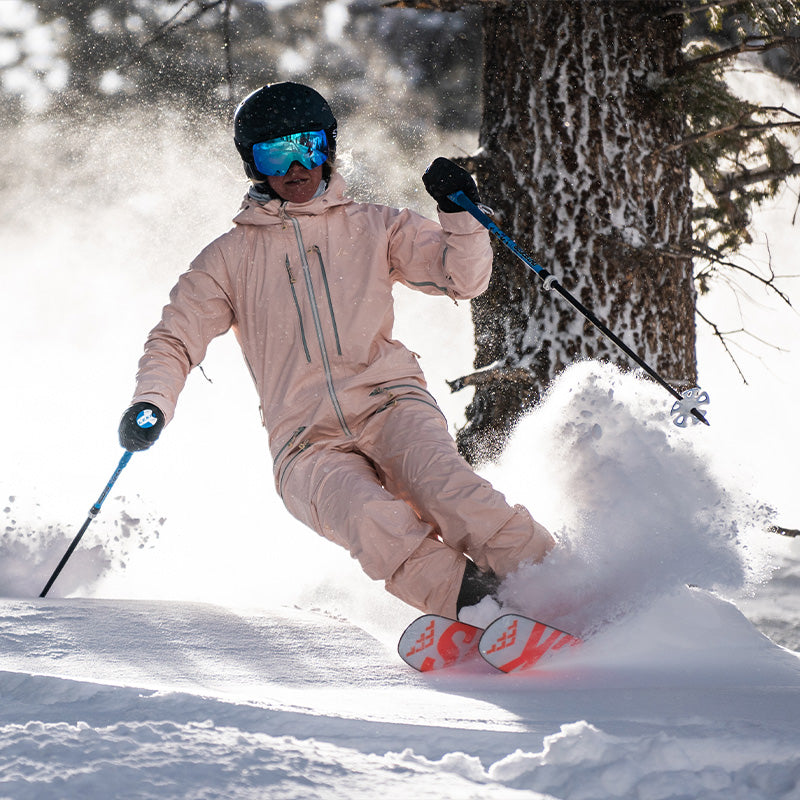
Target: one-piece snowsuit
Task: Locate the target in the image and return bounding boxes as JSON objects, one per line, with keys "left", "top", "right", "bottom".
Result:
{"left": 130, "top": 173, "right": 554, "bottom": 617}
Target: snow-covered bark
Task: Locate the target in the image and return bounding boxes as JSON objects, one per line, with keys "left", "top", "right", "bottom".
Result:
{"left": 459, "top": 1, "right": 697, "bottom": 463}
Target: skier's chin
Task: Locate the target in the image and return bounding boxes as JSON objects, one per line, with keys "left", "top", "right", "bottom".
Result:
{"left": 281, "top": 182, "right": 315, "bottom": 203}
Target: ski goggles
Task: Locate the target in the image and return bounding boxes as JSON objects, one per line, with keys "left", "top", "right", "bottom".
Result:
{"left": 251, "top": 129, "right": 329, "bottom": 176}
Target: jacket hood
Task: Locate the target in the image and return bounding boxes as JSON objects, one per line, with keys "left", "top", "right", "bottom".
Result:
{"left": 233, "top": 172, "right": 353, "bottom": 226}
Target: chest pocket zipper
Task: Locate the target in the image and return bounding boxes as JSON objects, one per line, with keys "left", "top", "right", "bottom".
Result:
{"left": 312, "top": 246, "right": 342, "bottom": 356}
{"left": 285, "top": 256, "right": 312, "bottom": 363}
{"left": 288, "top": 215, "right": 352, "bottom": 438}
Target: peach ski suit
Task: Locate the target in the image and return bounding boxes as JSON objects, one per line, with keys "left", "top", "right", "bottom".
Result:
{"left": 130, "top": 173, "right": 554, "bottom": 617}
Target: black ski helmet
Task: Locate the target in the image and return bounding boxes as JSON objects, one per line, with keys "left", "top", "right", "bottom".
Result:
{"left": 233, "top": 82, "right": 337, "bottom": 182}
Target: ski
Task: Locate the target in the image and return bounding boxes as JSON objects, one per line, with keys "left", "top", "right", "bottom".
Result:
{"left": 397, "top": 614, "right": 483, "bottom": 672}
{"left": 398, "top": 612, "right": 582, "bottom": 673}
{"left": 479, "top": 613, "right": 582, "bottom": 673}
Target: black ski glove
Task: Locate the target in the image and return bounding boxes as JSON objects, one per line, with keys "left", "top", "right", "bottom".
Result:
{"left": 118, "top": 401, "right": 165, "bottom": 451}
{"left": 422, "top": 157, "right": 481, "bottom": 213}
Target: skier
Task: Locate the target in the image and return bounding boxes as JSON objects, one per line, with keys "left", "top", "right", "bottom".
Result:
{"left": 118, "top": 82, "right": 555, "bottom": 620}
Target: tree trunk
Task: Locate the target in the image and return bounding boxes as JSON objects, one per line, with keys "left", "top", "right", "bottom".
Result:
{"left": 457, "top": 0, "right": 697, "bottom": 464}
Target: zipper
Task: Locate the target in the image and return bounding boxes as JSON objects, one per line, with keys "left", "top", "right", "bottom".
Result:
{"left": 284, "top": 255, "right": 312, "bottom": 363}
{"left": 372, "top": 395, "right": 447, "bottom": 420}
{"left": 273, "top": 425, "right": 307, "bottom": 466}
{"left": 278, "top": 440, "right": 311, "bottom": 499}
{"left": 401, "top": 278, "right": 451, "bottom": 294}
{"left": 369, "top": 383, "right": 437, "bottom": 400}
{"left": 287, "top": 215, "right": 352, "bottom": 437}
{"left": 312, "top": 245, "right": 342, "bottom": 355}
{"left": 369, "top": 385, "right": 446, "bottom": 420}
{"left": 388, "top": 268, "right": 451, "bottom": 295}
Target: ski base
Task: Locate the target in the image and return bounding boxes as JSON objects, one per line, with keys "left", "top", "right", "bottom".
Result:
{"left": 479, "top": 613, "right": 582, "bottom": 673}
{"left": 398, "top": 614, "right": 482, "bottom": 671}
{"left": 398, "top": 613, "right": 582, "bottom": 673}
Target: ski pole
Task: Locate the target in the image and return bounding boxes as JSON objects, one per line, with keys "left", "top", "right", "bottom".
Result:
{"left": 39, "top": 450, "right": 133, "bottom": 598}
{"left": 448, "top": 190, "right": 710, "bottom": 426}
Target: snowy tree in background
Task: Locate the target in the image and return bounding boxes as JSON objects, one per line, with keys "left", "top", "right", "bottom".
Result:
{"left": 449, "top": 0, "right": 800, "bottom": 463}
{"left": 449, "top": 1, "right": 695, "bottom": 462}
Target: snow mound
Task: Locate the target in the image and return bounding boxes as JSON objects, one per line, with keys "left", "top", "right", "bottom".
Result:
{"left": 0, "top": 595, "right": 798, "bottom": 800}
{"left": 1, "top": 714, "right": 796, "bottom": 800}
{"left": 481, "top": 719, "right": 800, "bottom": 800}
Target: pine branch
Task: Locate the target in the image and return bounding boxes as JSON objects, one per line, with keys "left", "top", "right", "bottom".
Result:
{"left": 677, "top": 34, "right": 800, "bottom": 74}
{"left": 711, "top": 160, "right": 800, "bottom": 195}
{"left": 661, "top": 116, "right": 800, "bottom": 154}
{"left": 663, "top": 0, "right": 746, "bottom": 16}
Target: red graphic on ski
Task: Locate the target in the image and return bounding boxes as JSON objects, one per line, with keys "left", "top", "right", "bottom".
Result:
{"left": 397, "top": 615, "right": 482, "bottom": 672}
{"left": 479, "top": 614, "right": 581, "bottom": 673}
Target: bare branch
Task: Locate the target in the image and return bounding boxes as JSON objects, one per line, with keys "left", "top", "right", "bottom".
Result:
{"left": 116, "top": 0, "right": 227, "bottom": 69}
{"left": 761, "top": 105, "right": 800, "bottom": 122}
{"left": 695, "top": 307, "right": 750, "bottom": 383}
{"left": 693, "top": 222, "right": 799, "bottom": 385}
{"left": 447, "top": 365, "right": 534, "bottom": 393}
{"left": 383, "top": 0, "right": 506, "bottom": 9}
{"left": 695, "top": 302, "right": 791, "bottom": 381}
{"left": 222, "top": 0, "right": 233, "bottom": 102}
{"left": 692, "top": 233, "right": 799, "bottom": 370}
{"left": 769, "top": 525, "right": 800, "bottom": 537}
{"left": 699, "top": 249, "right": 796, "bottom": 308}
{"left": 452, "top": 153, "right": 492, "bottom": 175}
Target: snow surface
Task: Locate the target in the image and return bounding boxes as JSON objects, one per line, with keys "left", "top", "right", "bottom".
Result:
{"left": 2, "top": 65, "right": 800, "bottom": 800}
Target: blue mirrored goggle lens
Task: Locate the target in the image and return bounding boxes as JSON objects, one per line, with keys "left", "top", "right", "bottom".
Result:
{"left": 252, "top": 130, "right": 328, "bottom": 176}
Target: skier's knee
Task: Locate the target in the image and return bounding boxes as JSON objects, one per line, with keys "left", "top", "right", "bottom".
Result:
{"left": 471, "top": 504, "right": 555, "bottom": 577}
